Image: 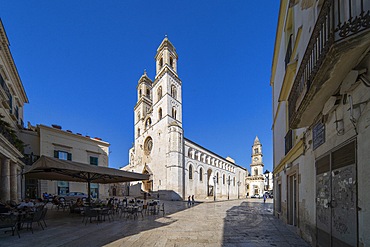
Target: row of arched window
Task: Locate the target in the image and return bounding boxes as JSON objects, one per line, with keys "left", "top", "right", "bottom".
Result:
{"left": 187, "top": 148, "right": 235, "bottom": 172}
{"left": 137, "top": 106, "right": 177, "bottom": 137}
{"left": 188, "top": 165, "right": 236, "bottom": 186}
{"left": 156, "top": 84, "right": 177, "bottom": 102}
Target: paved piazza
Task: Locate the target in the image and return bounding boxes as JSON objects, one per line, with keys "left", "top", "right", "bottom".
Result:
{"left": 0, "top": 199, "right": 309, "bottom": 247}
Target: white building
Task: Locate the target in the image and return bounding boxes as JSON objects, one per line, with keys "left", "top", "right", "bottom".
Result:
{"left": 271, "top": 0, "right": 370, "bottom": 246}
{"left": 123, "top": 37, "right": 247, "bottom": 201}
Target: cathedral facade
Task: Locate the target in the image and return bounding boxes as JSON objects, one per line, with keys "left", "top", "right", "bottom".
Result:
{"left": 123, "top": 37, "right": 247, "bottom": 200}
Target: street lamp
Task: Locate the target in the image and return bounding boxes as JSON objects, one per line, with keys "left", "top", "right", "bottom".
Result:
{"left": 227, "top": 177, "right": 231, "bottom": 200}
{"left": 264, "top": 170, "right": 270, "bottom": 192}
{"left": 213, "top": 176, "right": 216, "bottom": 201}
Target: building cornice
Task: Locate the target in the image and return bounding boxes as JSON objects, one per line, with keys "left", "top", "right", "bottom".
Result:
{"left": 38, "top": 124, "right": 110, "bottom": 146}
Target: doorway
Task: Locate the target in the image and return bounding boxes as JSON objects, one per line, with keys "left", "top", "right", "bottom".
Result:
{"left": 287, "top": 173, "right": 298, "bottom": 226}
{"left": 316, "top": 141, "right": 357, "bottom": 247}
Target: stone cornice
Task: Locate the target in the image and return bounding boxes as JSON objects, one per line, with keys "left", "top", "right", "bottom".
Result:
{"left": 154, "top": 65, "right": 181, "bottom": 86}
{"left": 273, "top": 138, "right": 304, "bottom": 174}
{"left": 38, "top": 124, "right": 110, "bottom": 146}
{"left": 0, "top": 133, "right": 24, "bottom": 161}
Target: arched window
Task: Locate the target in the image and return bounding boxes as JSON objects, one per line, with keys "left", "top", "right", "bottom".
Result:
{"left": 223, "top": 174, "right": 225, "bottom": 185}
{"left": 137, "top": 128, "right": 140, "bottom": 137}
{"left": 172, "top": 107, "right": 177, "bottom": 119}
{"left": 170, "top": 57, "right": 173, "bottom": 67}
{"left": 157, "top": 86, "right": 162, "bottom": 101}
{"left": 171, "top": 85, "right": 177, "bottom": 99}
{"left": 216, "top": 172, "right": 219, "bottom": 184}
{"left": 233, "top": 177, "right": 235, "bottom": 186}
{"left": 199, "top": 168, "right": 203, "bottom": 181}
{"left": 189, "top": 165, "right": 193, "bottom": 179}
{"left": 139, "top": 89, "right": 142, "bottom": 98}
{"left": 145, "top": 118, "right": 151, "bottom": 129}
{"left": 254, "top": 168, "right": 258, "bottom": 175}
{"left": 146, "top": 89, "right": 150, "bottom": 98}
{"left": 228, "top": 176, "right": 231, "bottom": 185}
{"left": 158, "top": 108, "right": 162, "bottom": 120}
{"left": 159, "top": 58, "right": 163, "bottom": 67}
{"left": 137, "top": 111, "right": 141, "bottom": 121}
{"left": 188, "top": 149, "right": 192, "bottom": 158}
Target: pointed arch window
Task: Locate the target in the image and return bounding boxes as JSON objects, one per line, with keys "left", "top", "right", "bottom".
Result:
{"left": 233, "top": 177, "right": 235, "bottom": 186}
{"left": 170, "top": 57, "right": 173, "bottom": 67}
{"left": 157, "top": 86, "right": 162, "bottom": 101}
{"left": 223, "top": 174, "right": 225, "bottom": 185}
{"left": 158, "top": 108, "right": 162, "bottom": 120}
{"left": 199, "top": 168, "right": 203, "bottom": 181}
{"left": 216, "top": 172, "right": 219, "bottom": 184}
{"left": 145, "top": 118, "right": 152, "bottom": 129}
{"left": 146, "top": 89, "right": 150, "bottom": 98}
{"left": 137, "top": 128, "right": 140, "bottom": 137}
{"left": 189, "top": 165, "right": 193, "bottom": 180}
{"left": 171, "top": 85, "right": 177, "bottom": 99}
{"left": 159, "top": 58, "right": 163, "bottom": 68}
{"left": 172, "top": 107, "right": 177, "bottom": 119}
{"left": 254, "top": 168, "right": 258, "bottom": 175}
{"left": 139, "top": 89, "right": 142, "bottom": 98}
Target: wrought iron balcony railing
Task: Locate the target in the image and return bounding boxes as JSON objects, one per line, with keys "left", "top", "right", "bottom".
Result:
{"left": 288, "top": 0, "right": 370, "bottom": 128}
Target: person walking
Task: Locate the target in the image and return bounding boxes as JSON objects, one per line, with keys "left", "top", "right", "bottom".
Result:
{"left": 263, "top": 193, "right": 267, "bottom": 203}
{"left": 188, "top": 195, "right": 191, "bottom": 207}
{"left": 191, "top": 195, "right": 195, "bottom": 205}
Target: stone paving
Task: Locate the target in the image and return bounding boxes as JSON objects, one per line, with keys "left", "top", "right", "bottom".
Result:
{"left": 0, "top": 199, "right": 310, "bottom": 247}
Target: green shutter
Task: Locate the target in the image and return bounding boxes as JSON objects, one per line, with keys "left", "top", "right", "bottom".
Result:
{"left": 67, "top": 153, "right": 72, "bottom": 161}
{"left": 54, "top": 151, "right": 58, "bottom": 158}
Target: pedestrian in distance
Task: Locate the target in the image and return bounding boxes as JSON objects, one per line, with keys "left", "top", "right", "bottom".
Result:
{"left": 188, "top": 195, "right": 191, "bottom": 207}
{"left": 263, "top": 193, "right": 267, "bottom": 203}
{"left": 191, "top": 195, "right": 195, "bottom": 205}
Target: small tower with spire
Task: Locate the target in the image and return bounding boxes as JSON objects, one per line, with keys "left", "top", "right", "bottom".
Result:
{"left": 251, "top": 136, "right": 264, "bottom": 176}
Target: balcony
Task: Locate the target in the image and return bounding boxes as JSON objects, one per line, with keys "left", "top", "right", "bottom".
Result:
{"left": 288, "top": 0, "right": 370, "bottom": 128}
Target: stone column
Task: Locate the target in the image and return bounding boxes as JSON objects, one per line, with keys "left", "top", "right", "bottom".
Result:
{"left": 10, "top": 162, "right": 18, "bottom": 202}
{"left": 17, "top": 168, "right": 22, "bottom": 202}
{"left": 0, "top": 157, "right": 11, "bottom": 202}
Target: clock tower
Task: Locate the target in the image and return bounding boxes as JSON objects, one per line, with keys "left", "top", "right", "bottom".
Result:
{"left": 251, "top": 136, "right": 263, "bottom": 176}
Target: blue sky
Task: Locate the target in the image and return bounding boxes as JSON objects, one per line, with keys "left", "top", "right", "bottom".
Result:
{"left": 1, "top": 1, "right": 279, "bottom": 172}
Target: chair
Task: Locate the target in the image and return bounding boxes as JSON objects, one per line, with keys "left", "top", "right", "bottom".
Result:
{"left": 0, "top": 214, "right": 20, "bottom": 238}
{"left": 40, "top": 207, "right": 48, "bottom": 228}
{"left": 119, "top": 206, "right": 129, "bottom": 219}
{"left": 159, "top": 203, "right": 165, "bottom": 216}
{"left": 83, "top": 207, "right": 99, "bottom": 225}
{"left": 101, "top": 208, "right": 113, "bottom": 222}
{"left": 21, "top": 210, "right": 44, "bottom": 234}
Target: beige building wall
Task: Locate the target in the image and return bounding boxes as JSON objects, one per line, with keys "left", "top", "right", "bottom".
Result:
{"left": 21, "top": 124, "right": 110, "bottom": 199}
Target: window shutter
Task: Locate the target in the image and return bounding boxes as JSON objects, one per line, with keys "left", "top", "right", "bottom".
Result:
{"left": 67, "top": 153, "right": 72, "bottom": 161}
{"left": 54, "top": 151, "right": 59, "bottom": 158}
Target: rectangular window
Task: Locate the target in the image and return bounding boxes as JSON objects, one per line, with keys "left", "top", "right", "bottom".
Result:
{"left": 90, "top": 156, "right": 98, "bottom": 166}
{"left": 313, "top": 121, "right": 325, "bottom": 150}
{"left": 54, "top": 150, "right": 72, "bottom": 161}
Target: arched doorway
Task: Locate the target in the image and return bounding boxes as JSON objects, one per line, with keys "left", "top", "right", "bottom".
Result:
{"left": 142, "top": 165, "right": 153, "bottom": 192}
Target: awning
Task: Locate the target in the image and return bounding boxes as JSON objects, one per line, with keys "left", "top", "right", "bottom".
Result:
{"left": 24, "top": 155, "right": 149, "bottom": 200}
